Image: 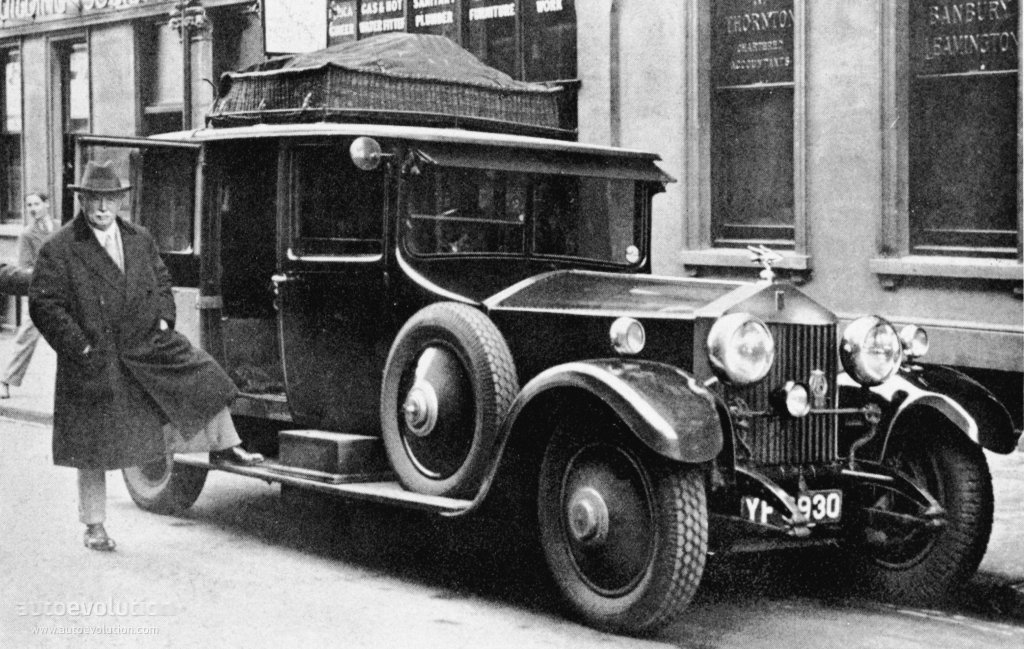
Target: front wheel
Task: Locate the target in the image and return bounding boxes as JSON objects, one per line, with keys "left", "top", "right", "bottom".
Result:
{"left": 538, "top": 422, "right": 708, "bottom": 634}
{"left": 123, "top": 455, "right": 208, "bottom": 515}
{"left": 847, "top": 427, "right": 993, "bottom": 603}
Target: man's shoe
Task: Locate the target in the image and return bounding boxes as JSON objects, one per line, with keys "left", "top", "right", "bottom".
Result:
{"left": 0, "top": 383, "right": 9, "bottom": 399}
{"left": 210, "top": 445, "right": 264, "bottom": 466}
{"left": 83, "top": 524, "right": 116, "bottom": 552}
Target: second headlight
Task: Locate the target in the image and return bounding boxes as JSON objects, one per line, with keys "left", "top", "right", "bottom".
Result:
{"left": 840, "top": 316, "right": 903, "bottom": 386}
{"left": 707, "top": 313, "right": 775, "bottom": 385}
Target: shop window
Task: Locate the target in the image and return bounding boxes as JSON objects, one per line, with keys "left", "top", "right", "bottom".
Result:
{"left": 138, "top": 21, "right": 184, "bottom": 135}
{"left": 356, "top": 0, "right": 407, "bottom": 37}
{"left": 680, "top": 0, "right": 808, "bottom": 273}
{"left": 710, "top": 0, "right": 798, "bottom": 249}
{"left": 409, "top": 0, "right": 459, "bottom": 40}
{"left": 348, "top": 1, "right": 577, "bottom": 83}
{"left": 1, "top": 48, "right": 21, "bottom": 224}
{"left": 54, "top": 39, "right": 90, "bottom": 224}
{"left": 907, "top": 1, "right": 1019, "bottom": 258}
{"left": 465, "top": 0, "right": 517, "bottom": 77}
{"left": 523, "top": 0, "right": 575, "bottom": 82}
{"left": 875, "top": 2, "right": 1021, "bottom": 281}
{"left": 329, "top": 0, "right": 360, "bottom": 44}
{"left": 63, "top": 42, "right": 90, "bottom": 136}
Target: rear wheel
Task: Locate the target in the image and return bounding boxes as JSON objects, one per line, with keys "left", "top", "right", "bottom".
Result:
{"left": 848, "top": 427, "right": 993, "bottom": 603}
{"left": 537, "top": 422, "right": 708, "bottom": 634}
{"left": 123, "top": 455, "right": 208, "bottom": 515}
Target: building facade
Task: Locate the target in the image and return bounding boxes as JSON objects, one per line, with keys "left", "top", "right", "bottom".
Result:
{"left": 1, "top": 0, "right": 1021, "bottom": 419}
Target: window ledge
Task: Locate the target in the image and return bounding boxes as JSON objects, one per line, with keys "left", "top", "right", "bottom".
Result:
{"left": 0, "top": 223, "right": 23, "bottom": 238}
{"left": 680, "top": 248, "right": 809, "bottom": 271}
{"left": 869, "top": 256, "right": 1023, "bottom": 282}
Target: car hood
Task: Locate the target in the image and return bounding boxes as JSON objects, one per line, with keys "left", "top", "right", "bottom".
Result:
{"left": 485, "top": 270, "right": 836, "bottom": 325}
{"left": 484, "top": 270, "right": 746, "bottom": 319}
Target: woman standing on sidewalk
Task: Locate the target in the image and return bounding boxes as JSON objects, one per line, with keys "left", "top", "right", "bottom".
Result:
{"left": 1, "top": 192, "right": 54, "bottom": 399}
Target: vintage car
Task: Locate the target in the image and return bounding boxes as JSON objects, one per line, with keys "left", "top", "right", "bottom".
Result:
{"left": 73, "top": 122, "right": 1020, "bottom": 634}
{"left": 67, "top": 34, "right": 1016, "bottom": 635}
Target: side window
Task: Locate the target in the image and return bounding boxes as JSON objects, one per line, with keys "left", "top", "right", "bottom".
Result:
{"left": 138, "top": 148, "right": 196, "bottom": 253}
{"left": 532, "top": 176, "right": 641, "bottom": 264}
{"left": 291, "top": 143, "right": 385, "bottom": 258}
{"left": 405, "top": 167, "right": 526, "bottom": 255}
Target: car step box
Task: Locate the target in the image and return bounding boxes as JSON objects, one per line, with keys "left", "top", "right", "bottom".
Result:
{"left": 278, "top": 430, "right": 392, "bottom": 482}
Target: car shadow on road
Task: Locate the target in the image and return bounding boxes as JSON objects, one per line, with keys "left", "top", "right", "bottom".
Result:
{"left": 166, "top": 479, "right": 1024, "bottom": 632}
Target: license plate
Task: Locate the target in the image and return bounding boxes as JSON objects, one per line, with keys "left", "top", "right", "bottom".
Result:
{"left": 741, "top": 490, "right": 843, "bottom": 527}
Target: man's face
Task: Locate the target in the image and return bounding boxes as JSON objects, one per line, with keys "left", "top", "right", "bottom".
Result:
{"left": 82, "top": 192, "right": 126, "bottom": 231}
{"left": 25, "top": 195, "right": 49, "bottom": 221}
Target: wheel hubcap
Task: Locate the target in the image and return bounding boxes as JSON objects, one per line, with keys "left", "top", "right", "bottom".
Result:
{"left": 560, "top": 443, "right": 656, "bottom": 595}
{"left": 398, "top": 345, "right": 475, "bottom": 480}
{"left": 402, "top": 381, "right": 438, "bottom": 437}
{"left": 567, "top": 487, "right": 609, "bottom": 545}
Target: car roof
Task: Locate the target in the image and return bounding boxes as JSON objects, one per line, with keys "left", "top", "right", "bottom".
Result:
{"left": 152, "top": 122, "right": 665, "bottom": 163}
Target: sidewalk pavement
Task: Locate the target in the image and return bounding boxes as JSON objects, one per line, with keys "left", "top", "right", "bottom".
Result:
{"left": 0, "top": 329, "right": 1020, "bottom": 617}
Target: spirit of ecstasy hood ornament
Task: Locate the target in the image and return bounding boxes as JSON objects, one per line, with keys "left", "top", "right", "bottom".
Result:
{"left": 748, "top": 245, "right": 783, "bottom": 283}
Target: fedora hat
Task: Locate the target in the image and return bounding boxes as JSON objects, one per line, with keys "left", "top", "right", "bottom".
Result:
{"left": 68, "top": 160, "right": 131, "bottom": 194}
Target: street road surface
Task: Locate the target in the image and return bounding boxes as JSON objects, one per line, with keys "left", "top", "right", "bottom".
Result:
{"left": 2, "top": 419, "right": 1022, "bottom": 648}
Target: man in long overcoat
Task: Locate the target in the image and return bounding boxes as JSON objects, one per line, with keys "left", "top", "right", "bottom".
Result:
{"left": 29, "top": 160, "right": 262, "bottom": 552}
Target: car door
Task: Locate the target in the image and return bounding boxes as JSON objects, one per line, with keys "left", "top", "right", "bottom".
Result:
{"left": 276, "top": 140, "right": 391, "bottom": 433}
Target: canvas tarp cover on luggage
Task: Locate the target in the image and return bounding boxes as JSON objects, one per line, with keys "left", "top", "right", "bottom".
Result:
{"left": 209, "top": 34, "right": 566, "bottom": 134}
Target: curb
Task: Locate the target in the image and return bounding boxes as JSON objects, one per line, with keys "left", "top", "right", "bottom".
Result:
{"left": 0, "top": 404, "right": 53, "bottom": 427}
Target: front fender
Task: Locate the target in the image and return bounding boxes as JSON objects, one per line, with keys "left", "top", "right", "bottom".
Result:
{"left": 502, "top": 359, "right": 723, "bottom": 463}
{"left": 839, "top": 365, "right": 1019, "bottom": 454}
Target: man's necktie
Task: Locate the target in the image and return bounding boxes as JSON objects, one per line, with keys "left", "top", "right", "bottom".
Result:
{"left": 103, "top": 231, "right": 123, "bottom": 272}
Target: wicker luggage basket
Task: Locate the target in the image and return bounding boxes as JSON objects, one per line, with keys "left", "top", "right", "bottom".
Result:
{"left": 208, "top": 34, "right": 571, "bottom": 138}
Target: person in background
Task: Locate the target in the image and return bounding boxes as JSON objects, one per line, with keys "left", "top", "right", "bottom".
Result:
{"left": 1, "top": 192, "right": 55, "bottom": 399}
{"left": 29, "top": 160, "right": 262, "bottom": 553}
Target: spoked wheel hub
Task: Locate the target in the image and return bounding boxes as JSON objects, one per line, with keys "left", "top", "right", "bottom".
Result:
{"left": 558, "top": 443, "right": 656, "bottom": 596}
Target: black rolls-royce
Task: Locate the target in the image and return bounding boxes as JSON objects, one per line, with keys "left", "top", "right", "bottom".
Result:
{"left": 75, "top": 122, "right": 1018, "bottom": 635}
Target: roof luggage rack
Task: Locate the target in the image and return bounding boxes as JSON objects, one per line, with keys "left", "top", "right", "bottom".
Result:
{"left": 208, "top": 33, "right": 577, "bottom": 140}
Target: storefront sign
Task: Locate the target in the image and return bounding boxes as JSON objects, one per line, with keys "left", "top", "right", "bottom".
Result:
{"left": 0, "top": 0, "right": 150, "bottom": 24}
{"left": 329, "top": 0, "right": 357, "bottom": 44}
{"left": 358, "top": 0, "right": 404, "bottom": 35}
{"left": 712, "top": 0, "right": 795, "bottom": 87}
{"left": 469, "top": 0, "right": 515, "bottom": 22}
{"left": 912, "top": 0, "right": 1019, "bottom": 75}
{"left": 411, "top": 0, "right": 454, "bottom": 30}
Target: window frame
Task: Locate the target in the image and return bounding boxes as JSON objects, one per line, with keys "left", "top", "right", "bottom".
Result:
{"left": 1, "top": 45, "right": 23, "bottom": 225}
{"left": 286, "top": 141, "right": 387, "bottom": 262}
{"left": 401, "top": 156, "right": 652, "bottom": 268}
{"left": 873, "top": 2, "right": 1023, "bottom": 285}
{"left": 679, "top": 0, "right": 810, "bottom": 276}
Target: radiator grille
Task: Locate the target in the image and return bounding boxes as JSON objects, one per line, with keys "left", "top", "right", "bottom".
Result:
{"left": 729, "top": 323, "right": 838, "bottom": 467}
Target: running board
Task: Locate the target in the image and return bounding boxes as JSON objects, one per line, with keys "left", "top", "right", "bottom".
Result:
{"left": 174, "top": 454, "right": 472, "bottom": 515}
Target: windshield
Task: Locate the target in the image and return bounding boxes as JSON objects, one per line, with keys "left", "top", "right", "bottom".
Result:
{"left": 403, "top": 164, "right": 644, "bottom": 265}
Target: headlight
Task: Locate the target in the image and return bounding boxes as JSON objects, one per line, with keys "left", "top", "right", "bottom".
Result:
{"left": 841, "top": 316, "right": 903, "bottom": 386}
{"left": 707, "top": 313, "right": 775, "bottom": 385}
{"left": 609, "top": 317, "right": 645, "bottom": 355}
{"left": 899, "top": 324, "right": 929, "bottom": 359}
